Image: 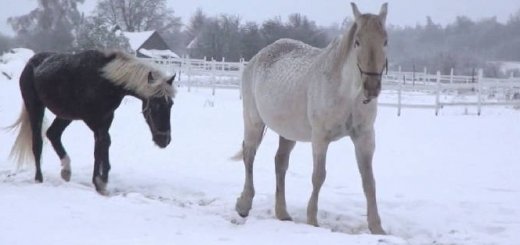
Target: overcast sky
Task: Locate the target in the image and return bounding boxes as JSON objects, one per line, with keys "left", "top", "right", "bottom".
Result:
{"left": 1, "top": 0, "right": 519, "bottom": 35}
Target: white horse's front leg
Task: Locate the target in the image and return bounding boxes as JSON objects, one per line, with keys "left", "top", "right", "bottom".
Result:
{"left": 307, "top": 136, "right": 330, "bottom": 226}
{"left": 352, "top": 129, "right": 386, "bottom": 234}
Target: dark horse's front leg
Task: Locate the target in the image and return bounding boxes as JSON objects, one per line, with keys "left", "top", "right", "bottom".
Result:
{"left": 86, "top": 114, "right": 114, "bottom": 195}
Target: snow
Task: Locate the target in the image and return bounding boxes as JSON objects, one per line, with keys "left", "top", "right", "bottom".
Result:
{"left": 139, "top": 48, "right": 180, "bottom": 59}
{"left": 1, "top": 51, "right": 520, "bottom": 245}
{"left": 186, "top": 37, "right": 198, "bottom": 49}
{"left": 0, "top": 48, "right": 34, "bottom": 80}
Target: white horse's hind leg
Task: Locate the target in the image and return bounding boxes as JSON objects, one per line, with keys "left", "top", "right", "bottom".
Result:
{"left": 236, "top": 121, "right": 265, "bottom": 217}
{"left": 307, "top": 137, "right": 330, "bottom": 226}
{"left": 274, "top": 136, "right": 296, "bottom": 221}
{"left": 352, "top": 130, "right": 386, "bottom": 235}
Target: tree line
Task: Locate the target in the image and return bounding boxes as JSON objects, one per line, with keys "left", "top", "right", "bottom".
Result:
{"left": 387, "top": 14, "right": 520, "bottom": 76}
{"left": 1, "top": 0, "right": 519, "bottom": 77}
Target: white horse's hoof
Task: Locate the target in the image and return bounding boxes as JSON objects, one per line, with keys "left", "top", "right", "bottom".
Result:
{"left": 275, "top": 210, "right": 292, "bottom": 221}
{"left": 369, "top": 226, "right": 386, "bottom": 235}
{"left": 307, "top": 218, "right": 319, "bottom": 227}
{"left": 235, "top": 197, "right": 252, "bottom": 217}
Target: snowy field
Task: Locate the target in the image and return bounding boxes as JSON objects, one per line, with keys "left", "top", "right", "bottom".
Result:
{"left": 1, "top": 51, "right": 520, "bottom": 244}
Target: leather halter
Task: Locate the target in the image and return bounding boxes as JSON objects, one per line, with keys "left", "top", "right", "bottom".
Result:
{"left": 143, "top": 99, "right": 170, "bottom": 136}
{"left": 357, "top": 58, "right": 388, "bottom": 79}
{"left": 358, "top": 59, "right": 388, "bottom": 104}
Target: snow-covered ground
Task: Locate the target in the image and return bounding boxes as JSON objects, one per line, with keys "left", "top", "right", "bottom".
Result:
{"left": 1, "top": 50, "right": 519, "bottom": 244}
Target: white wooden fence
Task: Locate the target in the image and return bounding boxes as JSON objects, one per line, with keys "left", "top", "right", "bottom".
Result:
{"left": 381, "top": 69, "right": 520, "bottom": 115}
{"left": 142, "top": 56, "right": 246, "bottom": 96}
{"left": 142, "top": 57, "right": 520, "bottom": 115}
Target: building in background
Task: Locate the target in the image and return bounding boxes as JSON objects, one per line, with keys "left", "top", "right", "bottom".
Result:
{"left": 122, "top": 30, "right": 179, "bottom": 59}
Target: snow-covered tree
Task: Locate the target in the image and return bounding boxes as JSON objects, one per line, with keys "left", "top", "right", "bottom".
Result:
{"left": 8, "top": 0, "right": 84, "bottom": 52}
{"left": 74, "top": 16, "right": 131, "bottom": 52}
{"left": 0, "top": 34, "right": 14, "bottom": 54}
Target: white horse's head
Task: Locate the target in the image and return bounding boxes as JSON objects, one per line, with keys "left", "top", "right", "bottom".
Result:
{"left": 351, "top": 3, "right": 388, "bottom": 103}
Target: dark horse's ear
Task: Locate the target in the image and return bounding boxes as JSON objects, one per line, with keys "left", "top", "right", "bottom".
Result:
{"left": 148, "top": 72, "right": 155, "bottom": 84}
{"left": 167, "top": 74, "right": 176, "bottom": 86}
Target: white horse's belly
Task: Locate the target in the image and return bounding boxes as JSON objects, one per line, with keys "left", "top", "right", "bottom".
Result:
{"left": 254, "top": 81, "right": 312, "bottom": 142}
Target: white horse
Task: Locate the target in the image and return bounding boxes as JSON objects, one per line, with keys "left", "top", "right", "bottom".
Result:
{"left": 234, "top": 3, "right": 389, "bottom": 234}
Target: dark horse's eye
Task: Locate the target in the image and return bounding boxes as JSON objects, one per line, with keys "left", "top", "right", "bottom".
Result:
{"left": 355, "top": 40, "right": 360, "bottom": 47}
{"left": 384, "top": 40, "right": 388, "bottom": 46}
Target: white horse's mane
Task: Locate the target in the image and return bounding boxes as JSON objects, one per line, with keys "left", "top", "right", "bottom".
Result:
{"left": 101, "top": 51, "right": 176, "bottom": 99}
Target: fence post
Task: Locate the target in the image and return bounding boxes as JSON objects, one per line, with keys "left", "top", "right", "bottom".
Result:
{"left": 211, "top": 59, "right": 216, "bottom": 96}
{"left": 398, "top": 75, "right": 403, "bottom": 116}
{"left": 176, "top": 57, "right": 181, "bottom": 81}
{"left": 450, "top": 68, "right": 454, "bottom": 84}
{"left": 187, "top": 55, "right": 192, "bottom": 92}
{"left": 424, "top": 67, "right": 428, "bottom": 83}
{"left": 435, "top": 71, "right": 441, "bottom": 116}
{"left": 477, "top": 69, "right": 483, "bottom": 116}
{"left": 412, "top": 64, "right": 416, "bottom": 86}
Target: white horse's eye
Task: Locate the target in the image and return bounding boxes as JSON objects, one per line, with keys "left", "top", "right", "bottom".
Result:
{"left": 384, "top": 40, "right": 388, "bottom": 46}
{"left": 355, "top": 40, "right": 360, "bottom": 47}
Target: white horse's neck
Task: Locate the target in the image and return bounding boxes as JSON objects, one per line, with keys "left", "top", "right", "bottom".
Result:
{"left": 322, "top": 25, "right": 363, "bottom": 99}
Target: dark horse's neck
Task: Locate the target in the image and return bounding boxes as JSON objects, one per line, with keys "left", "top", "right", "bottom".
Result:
{"left": 124, "top": 89, "right": 145, "bottom": 101}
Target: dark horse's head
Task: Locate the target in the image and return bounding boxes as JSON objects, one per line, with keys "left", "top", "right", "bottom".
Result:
{"left": 142, "top": 72, "right": 175, "bottom": 148}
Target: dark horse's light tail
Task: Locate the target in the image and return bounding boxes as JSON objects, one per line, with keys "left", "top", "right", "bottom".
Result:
{"left": 7, "top": 106, "right": 33, "bottom": 168}
{"left": 7, "top": 58, "right": 40, "bottom": 169}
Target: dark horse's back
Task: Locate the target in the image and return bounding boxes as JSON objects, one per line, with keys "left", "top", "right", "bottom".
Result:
{"left": 23, "top": 50, "right": 124, "bottom": 120}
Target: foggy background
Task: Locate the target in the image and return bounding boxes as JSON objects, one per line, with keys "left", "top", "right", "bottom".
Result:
{"left": 1, "top": 0, "right": 519, "bottom": 77}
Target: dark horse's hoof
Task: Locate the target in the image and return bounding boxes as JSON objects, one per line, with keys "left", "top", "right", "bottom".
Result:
{"left": 35, "top": 173, "right": 43, "bottom": 183}
{"left": 61, "top": 169, "right": 71, "bottom": 182}
{"left": 94, "top": 176, "right": 109, "bottom": 196}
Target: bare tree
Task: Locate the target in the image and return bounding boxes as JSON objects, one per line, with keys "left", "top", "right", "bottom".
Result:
{"left": 95, "top": 0, "right": 181, "bottom": 32}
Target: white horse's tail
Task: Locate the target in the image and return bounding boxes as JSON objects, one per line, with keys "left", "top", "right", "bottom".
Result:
{"left": 7, "top": 105, "right": 34, "bottom": 168}
{"left": 230, "top": 127, "right": 267, "bottom": 162}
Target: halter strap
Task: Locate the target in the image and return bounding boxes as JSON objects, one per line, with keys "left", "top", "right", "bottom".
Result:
{"left": 142, "top": 99, "right": 170, "bottom": 136}
{"left": 357, "top": 59, "right": 388, "bottom": 78}
{"left": 358, "top": 59, "right": 388, "bottom": 105}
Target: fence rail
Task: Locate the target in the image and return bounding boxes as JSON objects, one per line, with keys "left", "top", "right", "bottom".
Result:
{"left": 142, "top": 57, "right": 520, "bottom": 115}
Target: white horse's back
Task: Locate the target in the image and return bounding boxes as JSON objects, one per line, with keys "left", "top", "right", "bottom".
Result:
{"left": 242, "top": 39, "right": 322, "bottom": 141}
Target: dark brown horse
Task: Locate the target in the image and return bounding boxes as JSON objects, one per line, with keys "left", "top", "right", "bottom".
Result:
{"left": 9, "top": 50, "right": 176, "bottom": 194}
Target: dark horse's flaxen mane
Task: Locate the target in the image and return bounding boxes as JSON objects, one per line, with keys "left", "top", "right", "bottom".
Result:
{"left": 102, "top": 51, "right": 176, "bottom": 99}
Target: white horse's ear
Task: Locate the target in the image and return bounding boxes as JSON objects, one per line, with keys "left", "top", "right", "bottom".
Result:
{"left": 379, "top": 3, "right": 388, "bottom": 25}
{"left": 351, "top": 2, "right": 361, "bottom": 20}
